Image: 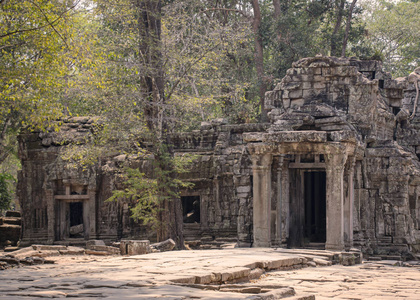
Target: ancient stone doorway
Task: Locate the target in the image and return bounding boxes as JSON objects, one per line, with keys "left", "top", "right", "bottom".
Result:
{"left": 304, "top": 171, "right": 326, "bottom": 244}
{"left": 288, "top": 169, "right": 326, "bottom": 248}
{"left": 69, "top": 202, "right": 84, "bottom": 238}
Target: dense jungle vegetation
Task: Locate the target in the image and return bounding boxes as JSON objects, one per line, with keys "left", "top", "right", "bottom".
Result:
{"left": 1, "top": 0, "right": 419, "bottom": 244}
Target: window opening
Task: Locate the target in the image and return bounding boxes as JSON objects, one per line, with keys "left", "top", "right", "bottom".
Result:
{"left": 181, "top": 196, "right": 200, "bottom": 223}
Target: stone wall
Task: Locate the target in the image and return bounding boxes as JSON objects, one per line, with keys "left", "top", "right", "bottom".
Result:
{"left": 262, "top": 56, "right": 420, "bottom": 256}
{"left": 17, "top": 56, "right": 420, "bottom": 257}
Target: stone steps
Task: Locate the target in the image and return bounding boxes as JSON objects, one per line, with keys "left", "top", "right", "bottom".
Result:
{"left": 303, "top": 243, "right": 325, "bottom": 250}
{"left": 0, "top": 211, "right": 22, "bottom": 248}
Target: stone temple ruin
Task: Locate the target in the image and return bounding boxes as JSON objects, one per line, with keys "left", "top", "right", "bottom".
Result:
{"left": 17, "top": 56, "right": 420, "bottom": 258}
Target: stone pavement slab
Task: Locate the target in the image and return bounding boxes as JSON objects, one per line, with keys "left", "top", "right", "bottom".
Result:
{"left": 0, "top": 248, "right": 419, "bottom": 299}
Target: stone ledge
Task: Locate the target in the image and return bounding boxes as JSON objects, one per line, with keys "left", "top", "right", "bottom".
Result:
{"left": 264, "top": 131, "right": 327, "bottom": 143}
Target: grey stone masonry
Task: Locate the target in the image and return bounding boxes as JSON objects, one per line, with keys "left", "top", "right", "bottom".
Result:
{"left": 17, "top": 56, "right": 420, "bottom": 258}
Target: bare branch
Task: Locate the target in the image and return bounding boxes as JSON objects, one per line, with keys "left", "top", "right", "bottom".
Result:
{"left": 165, "top": 43, "right": 221, "bottom": 102}
{"left": 0, "top": 0, "right": 81, "bottom": 39}
{"left": 199, "top": 8, "right": 251, "bottom": 19}
{"left": 29, "top": 0, "right": 70, "bottom": 49}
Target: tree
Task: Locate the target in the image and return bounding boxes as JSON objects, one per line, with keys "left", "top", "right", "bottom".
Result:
{"left": 0, "top": 0, "right": 82, "bottom": 164}
{"left": 0, "top": 173, "right": 14, "bottom": 214}
{"left": 341, "top": 0, "right": 358, "bottom": 56}
{"left": 331, "top": 0, "right": 346, "bottom": 56}
{"left": 360, "top": 0, "right": 420, "bottom": 76}
{"left": 251, "top": 0, "right": 268, "bottom": 121}
{"left": 74, "top": 0, "right": 270, "bottom": 246}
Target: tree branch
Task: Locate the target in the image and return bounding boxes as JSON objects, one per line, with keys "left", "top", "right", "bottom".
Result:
{"left": 0, "top": 0, "right": 80, "bottom": 39}
{"left": 165, "top": 43, "right": 221, "bottom": 102}
{"left": 341, "top": 0, "right": 358, "bottom": 57}
{"left": 199, "top": 8, "right": 251, "bottom": 19}
{"left": 29, "top": 0, "right": 70, "bottom": 49}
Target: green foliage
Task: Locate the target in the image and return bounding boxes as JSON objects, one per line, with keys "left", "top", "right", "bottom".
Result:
{"left": 108, "top": 168, "right": 159, "bottom": 226}
{"left": 0, "top": 173, "right": 15, "bottom": 213}
{"left": 107, "top": 144, "right": 195, "bottom": 229}
{"left": 360, "top": 0, "right": 420, "bottom": 76}
{"left": 2, "top": 0, "right": 418, "bottom": 233}
{"left": 0, "top": 0, "right": 87, "bottom": 164}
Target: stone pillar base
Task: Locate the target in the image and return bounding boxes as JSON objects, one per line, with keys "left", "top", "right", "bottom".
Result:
{"left": 325, "top": 242, "right": 345, "bottom": 251}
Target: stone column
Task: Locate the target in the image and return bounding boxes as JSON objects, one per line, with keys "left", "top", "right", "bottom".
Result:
{"left": 275, "top": 155, "right": 285, "bottom": 246}
{"left": 46, "top": 189, "right": 55, "bottom": 244}
{"left": 344, "top": 156, "right": 356, "bottom": 249}
{"left": 88, "top": 190, "right": 96, "bottom": 239}
{"left": 251, "top": 153, "right": 273, "bottom": 247}
{"left": 325, "top": 153, "right": 347, "bottom": 251}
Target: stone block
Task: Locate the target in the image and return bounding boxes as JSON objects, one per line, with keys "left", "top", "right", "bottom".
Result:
{"left": 211, "top": 118, "right": 228, "bottom": 125}
{"left": 69, "top": 224, "right": 84, "bottom": 235}
{"left": 0, "top": 256, "right": 20, "bottom": 265}
{"left": 313, "top": 67, "right": 322, "bottom": 75}
{"left": 200, "top": 121, "right": 212, "bottom": 130}
{"left": 313, "top": 258, "right": 332, "bottom": 266}
{"left": 237, "top": 186, "right": 251, "bottom": 193}
{"left": 5, "top": 211, "right": 21, "bottom": 218}
{"left": 313, "top": 75, "right": 323, "bottom": 81}
{"left": 169, "top": 276, "right": 196, "bottom": 284}
{"left": 302, "top": 89, "right": 314, "bottom": 98}
{"left": 289, "top": 90, "right": 303, "bottom": 99}
{"left": 59, "top": 247, "right": 85, "bottom": 255}
{"left": 151, "top": 239, "right": 176, "bottom": 252}
{"left": 290, "top": 99, "right": 304, "bottom": 108}
{"left": 85, "top": 250, "right": 110, "bottom": 256}
{"left": 32, "top": 245, "right": 67, "bottom": 251}
{"left": 86, "top": 240, "right": 106, "bottom": 249}
{"left": 32, "top": 250, "right": 60, "bottom": 257}
{"left": 120, "top": 240, "right": 151, "bottom": 255}
{"left": 313, "top": 82, "right": 326, "bottom": 89}
{"left": 302, "top": 81, "right": 312, "bottom": 89}
{"left": 257, "top": 287, "right": 295, "bottom": 299}
{"left": 89, "top": 245, "right": 120, "bottom": 255}
{"left": 341, "top": 253, "right": 355, "bottom": 266}
{"left": 243, "top": 132, "right": 264, "bottom": 142}
{"left": 195, "top": 274, "right": 212, "bottom": 284}
{"left": 265, "top": 131, "right": 327, "bottom": 143}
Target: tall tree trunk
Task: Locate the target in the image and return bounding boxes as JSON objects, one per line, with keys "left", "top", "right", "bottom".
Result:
{"left": 273, "top": 0, "right": 282, "bottom": 42}
{"left": 0, "top": 116, "right": 11, "bottom": 164}
{"left": 331, "top": 0, "right": 345, "bottom": 57}
{"left": 273, "top": 0, "right": 281, "bottom": 18}
{"left": 251, "top": 0, "right": 268, "bottom": 122}
{"left": 138, "top": 0, "right": 165, "bottom": 133}
{"left": 341, "top": 0, "right": 357, "bottom": 57}
{"left": 155, "top": 146, "right": 185, "bottom": 249}
{"left": 137, "top": 0, "right": 184, "bottom": 249}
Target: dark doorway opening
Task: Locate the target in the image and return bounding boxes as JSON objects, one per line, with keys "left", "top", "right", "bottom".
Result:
{"left": 304, "top": 171, "right": 326, "bottom": 244}
{"left": 69, "top": 202, "right": 84, "bottom": 238}
{"left": 181, "top": 196, "right": 200, "bottom": 223}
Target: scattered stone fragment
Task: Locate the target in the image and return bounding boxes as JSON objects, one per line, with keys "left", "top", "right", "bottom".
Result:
{"left": 313, "top": 258, "right": 331, "bottom": 266}
{"left": 151, "top": 239, "right": 176, "bottom": 252}
{"left": 120, "top": 240, "right": 151, "bottom": 255}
